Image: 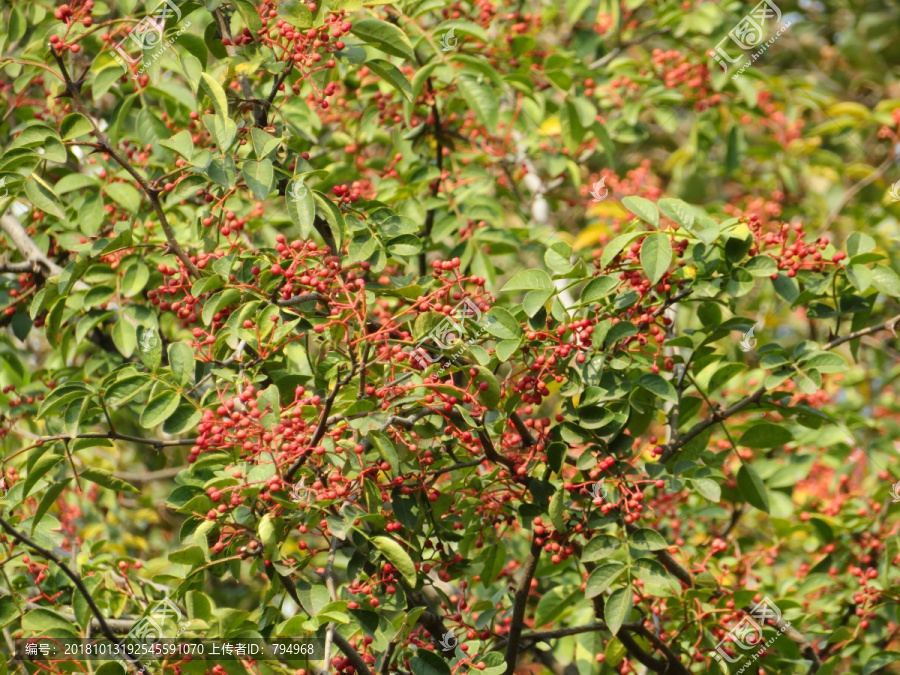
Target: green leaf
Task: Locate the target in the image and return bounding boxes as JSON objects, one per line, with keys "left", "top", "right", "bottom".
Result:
{"left": 59, "top": 113, "right": 93, "bottom": 140}
{"left": 243, "top": 158, "right": 274, "bottom": 199}
{"left": 140, "top": 390, "right": 180, "bottom": 428}
{"left": 640, "top": 233, "right": 671, "bottom": 285}
{"left": 234, "top": 0, "right": 263, "bottom": 32}
{"left": 738, "top": 423, "right": 793, "bottom": 448}
{"left": 159, "top": 129, "right": 194, "bottom": 160}
{"left": 581, "top": 275, "right": 619, "bottom": 304}
{"left": 386, "top": 234, "right": 422, "bottom": 256}
{"left": 622, "top": 195, "right": 658, "bottom": 227}
{"left": 250, "top": 128, "right": 281, "bottom": 159}
{"left": 104, "top": 374, "right": 152, "bottom": 406}
{"left": 582, "top": 534, "right": 621, "bottom": 562}
{"left": 692, "top": 478, "right": 721, "bottom": 503}
{"left": 484, "top": 307, "right": 522, "bottom": 339}
{"left": 168, "top": 342, "right": 194, "bottom": 387}
{"left": 366, "top": 59, "right": 413, "bottom": 102}
{"left": 23, "top": 454, "right": 64, "bottom": 499}
{"left": 846, "top": 232, "right": 875, "bottom": 257}
{"left": 501, "top": 269, "right": 553, "bottom": 292}
{"left": 409, "top": 649, "right": 452, "bottom": 675}
{"left": 25, "top": 176, "right": 65, "bottom": 219}
{"left": 737, "top": 464, "right": 770, "bottom": 513}
{"left": 312, "top": 190, "right": 346, "bottom": 251}
{"left": 523, "top": 289, "right": 552, "bottom": 317}
{"left": 635, "top": 373, "right": 677, "bottom": 403}
{"left": 203, "top": 114, "right": 238, "bottom": 153}
{"left": 136, "top": 325, "right": 162, "bottom": 371}
{"left": 200, "top": 72, "right": 229, "bottom": 119}
{"left": 629, "top": 528, "right": 668, "bottom": 551}
{"left": 472, "top": 366, "right": 501, "bottom": 408}
{"left": 0, "top": 595, "right": 18, "bottom": 629}
{"left": 286, "top": 178, "right": 315, "bottom": 237}
{"left": 548, "top": 488, "right": 566, "bottom": 533}
{"left": 105, "top": 182, "right": 143, "bottom": 212}
{"left": 371, "top": 536, "right": 417, "bottom": 585}
{"left": 457, "top": 76, "right": 499, "bottom": 133}
{"left": 351, "top": 18, "right": 416, "bottom": 61}
{"left": 871, "top": 265, "right": 900, "bottom": 297}
{"left": 79, "top": 468, "right": 140, "bottom": 494}
{"left": 604, "top": 586, "right": 632, "bottom": 635}
{"left": 863, "top": 653, "right": 900, "bottom": 675}
{"left": 601, "top": 231, "right": 644, "bottom": 268}
{"left": 585, "top": 562, "right": 626, "bottom": 598}
{"left": 534, "top": 586, "right": 578, "bottom": 627}
{"left": 32, "top": 478, "right": 73, "bottom": 532}
{"left": 202, "top": 289, "right": 241, "bottom": 325}
{"left": 658, "top": 198, "right": 696, "bottom": 230}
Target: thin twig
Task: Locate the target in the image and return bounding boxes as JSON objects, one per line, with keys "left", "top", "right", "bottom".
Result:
{"left": 0, "top": 517, "right": 147, "bottom": 672}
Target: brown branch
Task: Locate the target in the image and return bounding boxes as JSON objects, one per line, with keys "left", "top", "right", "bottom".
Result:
{"left": 50, "top": 51, "right": 200, "bottom": 277}
{"left": 112, "top": 467, "right": 183, "bottom": 483}
{"left": 0, "top": 516, "right": 147, "bottom": 672}
{"left": 503, "top": 537, "right": 542, "bottom": 675}
{"left": 741, "top": 604, "right": 822, "bottom": 670}
{"left": 659, "top": 310, "right": 900, "bottom": 463}
{"left": 823, "top": 311, "right": 900, "bottom": 351}
{"left": 476, "top": 428, "right": 516, "bottom": 473}
{"left": 510, "top": 412, "right": 538, "bottom": 447}
{"left": 331, "top": 632, "right": 372, "bottom": 675}
{"left": 631, "top": 623, "right": 690, "bottom": 674}
{"left": 275, "top": 292, "right": 328, "bottom": 307}
{"left": 618, "top": 630, "right": 670, "bottom": 673}
{"left": 19, "top": 432, "right": 197, "bottom": 451}
{"left": 418, "top": 81, "right": 444, "bottom": 277}
{"left": 284, "top": 365, "right": 358, "bottom": 482}
{"left": 0, "top": 214, "right": 65, "bottom": 276}
{"left": 213, "top": 9, "right": 267, "bottom": 127}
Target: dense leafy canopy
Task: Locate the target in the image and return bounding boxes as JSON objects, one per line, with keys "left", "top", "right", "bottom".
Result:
{"left": 1, "top": 0, "right": 900, "bottom": 674}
